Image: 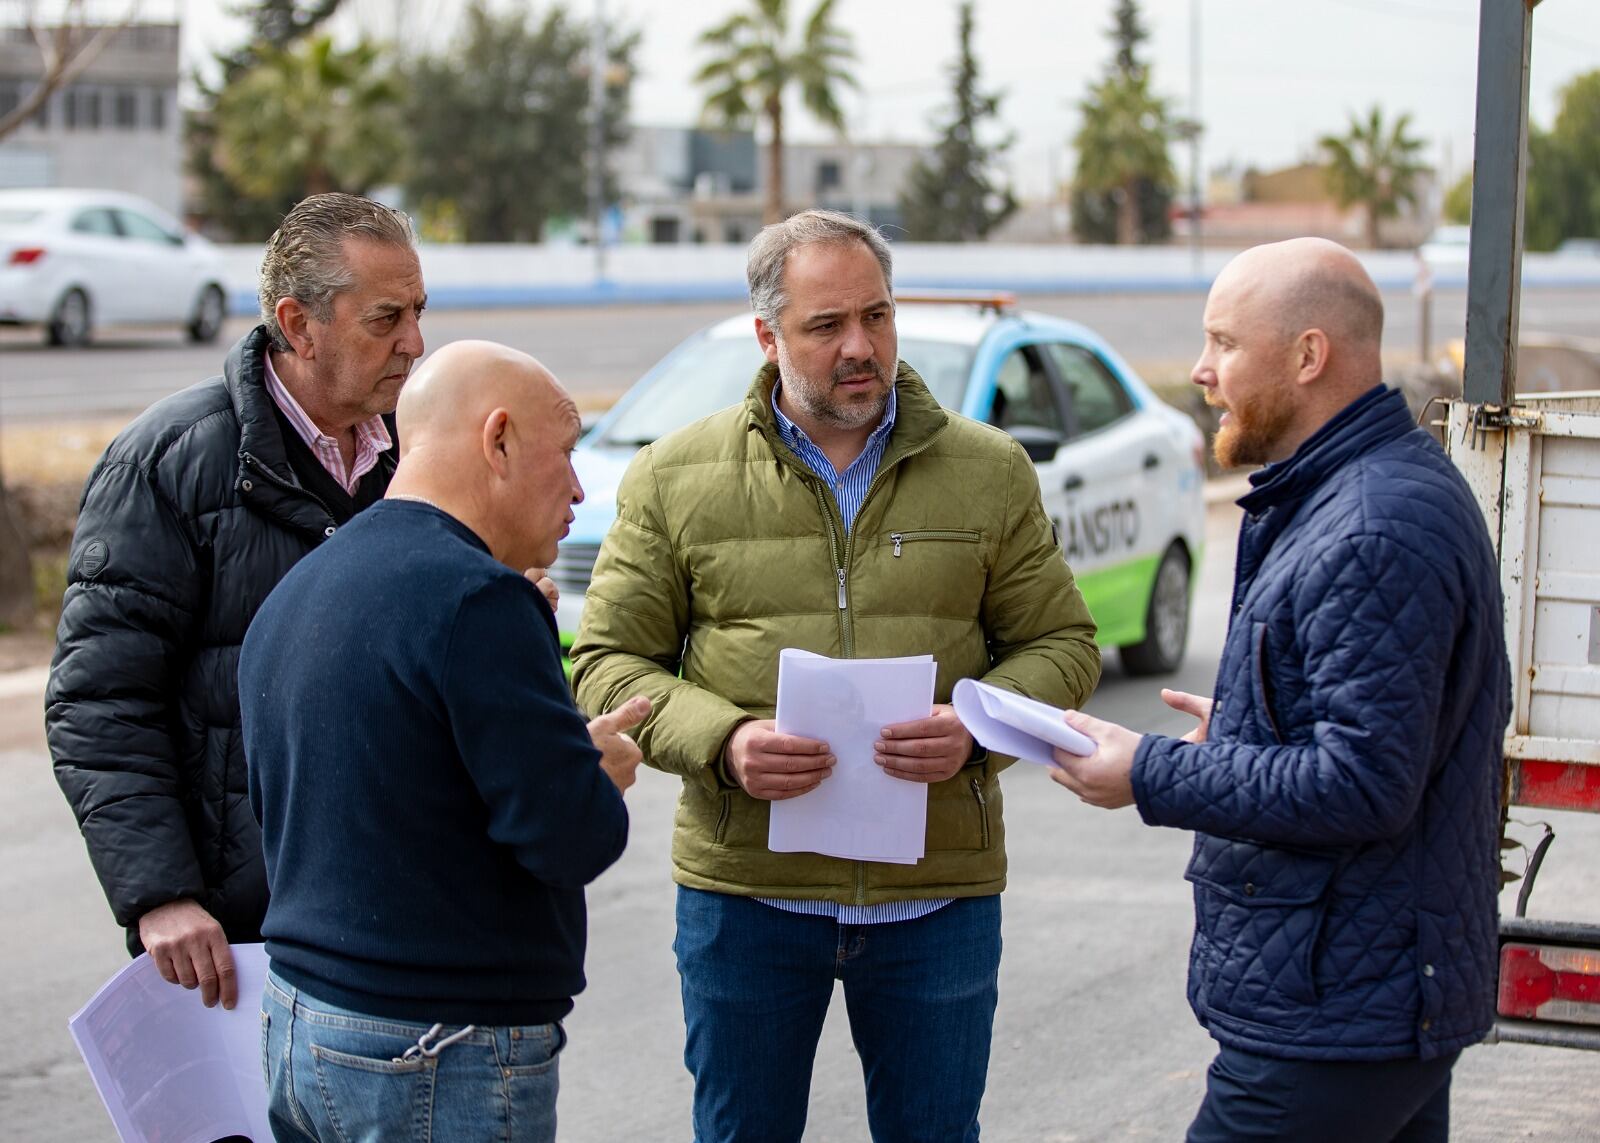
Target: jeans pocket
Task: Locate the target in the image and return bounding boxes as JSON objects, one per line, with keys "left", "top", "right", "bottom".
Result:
{"left": 499, "top": 1025, "right": 563, "bottom": 1143}
{"left": 310, "top": 1040, "right": 436, "bottom": 1143}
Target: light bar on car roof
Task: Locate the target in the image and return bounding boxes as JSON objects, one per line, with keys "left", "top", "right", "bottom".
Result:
{"left": 893, "top": 291, "right": 1016, "bottom": 313}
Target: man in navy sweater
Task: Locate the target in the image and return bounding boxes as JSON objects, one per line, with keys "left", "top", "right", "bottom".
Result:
{"left": 1049, "top": 240, "right": 1508, "bottom": 1142}
{"left": 241, "top": 339, "right": 649, "bottom": 1143}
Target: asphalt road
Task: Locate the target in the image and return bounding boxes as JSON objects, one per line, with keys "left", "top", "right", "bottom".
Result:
{"left": 2, "top": 287, "right": 1597, "bottom": 423}
{"left": 2, "top": 501, "right": 1597, "bottom": 1141}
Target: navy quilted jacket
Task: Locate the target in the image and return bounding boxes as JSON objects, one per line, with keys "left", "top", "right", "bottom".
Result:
{"left": 1132, "top": 385, "right": 1509, "bottom": 1062}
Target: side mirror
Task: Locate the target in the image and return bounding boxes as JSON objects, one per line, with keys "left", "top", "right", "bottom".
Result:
{"left": 1005, "top": 424, "right": 1064, "bottom": 464}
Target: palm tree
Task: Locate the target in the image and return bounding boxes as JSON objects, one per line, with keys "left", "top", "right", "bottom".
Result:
{"left": 216, "top": 35, "right": 404, "bottom": 202}
{"left": 694, "top": 0, "right": 857, "bottom": 225}
{"left": 1320, "top": 106, "right": 1429, "bottom": 250}
{"left": 1073, "top": 70, "right": 1174, "bottom": 246}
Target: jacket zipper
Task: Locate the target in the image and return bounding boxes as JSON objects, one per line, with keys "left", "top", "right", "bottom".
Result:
{"left": 240, "top": 452, "right": 336, "bottom": 526}
{"left": 971, "top": 777, "right": 991, "bottom": 849}
{"left": 890, "top": 529, "right": 981, "bottom": 557}
{"left": 798, "top": 422, "right": 948, "bottom": 905}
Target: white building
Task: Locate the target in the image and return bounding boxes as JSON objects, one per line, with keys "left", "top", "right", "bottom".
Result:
{"left": 0, "top": 22, "right": 183, "bottom": 216}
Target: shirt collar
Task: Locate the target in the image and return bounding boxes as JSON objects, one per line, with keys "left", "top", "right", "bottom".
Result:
{"left": 771, "top": 379, "right": 898, "bottom": 454}
{"left": 264, "top": 351, "right": 393, "bottom": 455}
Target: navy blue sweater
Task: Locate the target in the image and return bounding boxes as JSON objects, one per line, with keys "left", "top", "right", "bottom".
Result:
{"left": 241, "top": 500, "right": 628, "bottom": 1026}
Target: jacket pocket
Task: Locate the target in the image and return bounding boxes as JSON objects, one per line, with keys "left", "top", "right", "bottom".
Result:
{"left": 887, "top": 529, "right": 981, "bottom": 557}
{"left": 1186, "top": 840, "right": 1339, "bottom": 1016}
{"left": 1250, "top": 623, "right": 1285, "bottom": 744}
{"left": 713, "top": 792, "right": 732, "bottom": 846}
{"left": 970, "top": 777, "right": 991, "bottom": 850}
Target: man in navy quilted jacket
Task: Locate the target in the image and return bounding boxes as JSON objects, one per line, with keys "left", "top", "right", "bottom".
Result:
{"left": 1050, "top": 237, "right": 1510, "bottom": 1142}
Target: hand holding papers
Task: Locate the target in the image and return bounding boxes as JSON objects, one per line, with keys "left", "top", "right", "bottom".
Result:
{"left": 951, "top": 678, "right": 1097, "bottom": 767}
{"left": 70, "top": 943, "right": 271, "bottom": 1142}
{"left": 770, "top": 649, "right": 937, "bottom": 864}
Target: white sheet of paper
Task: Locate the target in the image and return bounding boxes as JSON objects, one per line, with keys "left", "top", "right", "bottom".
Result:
{"left": 951, "top": 678, "right": 1097, "bottom": 766}
{"left": 770, "top": 648, "right": 937, "bottom": 864}
{"left": 69, "top": 943, "right": 271, "bottom": 1143}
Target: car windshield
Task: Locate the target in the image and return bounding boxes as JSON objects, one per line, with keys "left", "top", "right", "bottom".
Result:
{"left": 597, "top": 335, "right": 976, "bottom": 447}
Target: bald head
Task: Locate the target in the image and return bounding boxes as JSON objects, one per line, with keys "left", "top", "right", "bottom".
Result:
{"left": 1216, "top": 238, "right": 1384, "bottom": 358}
{"left": 1194, "top": 239, "right": 1387, "bottom": 468}
{"left": 396, "top": 339, "right": 574, "bottom": 449}
{"left": 387, "top": 339, "right": 585, "bottom": 570}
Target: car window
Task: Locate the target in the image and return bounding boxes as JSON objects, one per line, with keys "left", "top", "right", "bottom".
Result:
{"left": 987, "top": 346, "right": 1065, "bottom": 434}
{"left": 70, "top": 209, "right": 120, "bottom": 237}
{"left": 1044, "top": 343, "right": 1134, "bottom": 435}
{"left": 115, "top": 209, "right": 179, "bottom": 245}
{"left": 597, "top": 334, "right": 974, "bottom": 447}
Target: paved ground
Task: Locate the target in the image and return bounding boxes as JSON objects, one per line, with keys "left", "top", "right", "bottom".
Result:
{"left": 2, "top": 500, "right": 1597, "bottom": 1141}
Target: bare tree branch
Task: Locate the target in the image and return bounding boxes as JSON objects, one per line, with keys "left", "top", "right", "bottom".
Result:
{"left": 0, "top": 0, "right": 140, "bottom": 142}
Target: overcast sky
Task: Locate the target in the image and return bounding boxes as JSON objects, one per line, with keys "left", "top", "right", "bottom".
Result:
{"left": 183, "top": 0, "right": 1600, "bottom": 199}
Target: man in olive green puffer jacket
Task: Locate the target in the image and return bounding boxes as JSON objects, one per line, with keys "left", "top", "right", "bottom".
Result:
{"left": 571, "top": 210, "right": 1100, "bottom": 1143}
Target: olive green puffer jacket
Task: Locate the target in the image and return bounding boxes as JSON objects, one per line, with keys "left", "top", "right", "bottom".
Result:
{"left": 571, "top": 362, "right": 1100, "bottom": 903}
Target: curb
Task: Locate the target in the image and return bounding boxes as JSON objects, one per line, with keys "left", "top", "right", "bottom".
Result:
{"left": 0, "top": 665, "right": 48, "bottom": 699}
{"left": 1203, "top": 473, "right": 1253, "bottom": 506}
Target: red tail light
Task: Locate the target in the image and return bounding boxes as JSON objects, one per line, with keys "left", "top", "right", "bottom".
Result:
{"left": 8, "top": 247, "right": 45, "bottom": 265}
{"left": 1499, "top": 942, "right": 1600, "bottom": 1025}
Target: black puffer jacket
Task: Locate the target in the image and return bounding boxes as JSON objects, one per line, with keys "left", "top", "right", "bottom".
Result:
{"left": 46, "top": 326, "right": 396, "bottom": 954}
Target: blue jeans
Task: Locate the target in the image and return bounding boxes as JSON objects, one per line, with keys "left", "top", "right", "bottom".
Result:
{"left": 261, "top": 971, "right": 565, "bottom": 1143}
{"left": 1186, "top": 1045, "right": 1458, "bottom": 1143}
{"left": 674, "top": 887, "right": 1002, "bottom": 1143}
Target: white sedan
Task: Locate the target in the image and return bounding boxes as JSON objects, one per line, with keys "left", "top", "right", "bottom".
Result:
{"left": 0, "top": 188, "right": 229, "bottom": 347}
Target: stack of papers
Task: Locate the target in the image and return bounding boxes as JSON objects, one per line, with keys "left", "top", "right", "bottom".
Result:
{"left": 770, "top": 649, "right": 936, "bottom": 864}
{"left": 951, "top": 678, "right": 1097, "bottom": 766}
{"left": 69, "top": 944, "right": 271, "bottom": 1142}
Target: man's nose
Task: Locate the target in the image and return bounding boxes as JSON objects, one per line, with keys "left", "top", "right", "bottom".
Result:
{"left": 1191, "top": 354, "right": 1213, "bottom": 387}
{"left": 570, "top": 465, "right": 585, "bottom": 505}
{"left": 839, "top": 319, "right": 873, "bottom": 361}
{"left": 397, "top": 310, "right": 425, "bottom": 358}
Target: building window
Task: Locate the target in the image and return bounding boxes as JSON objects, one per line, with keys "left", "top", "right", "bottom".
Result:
{"left": 65, "top": 86, "right": 103, "bottom": 130}
{"left": 0, "top": 81, "right": 19, "bottom": 120}
{"left": 816, "top": 160, "right": 842, "bottom": 192}
{"left": 149, "top": 89, "right": 166, "bottom": 130}
{"left": 115, "top": 88, "right": 138, "bottom": 128}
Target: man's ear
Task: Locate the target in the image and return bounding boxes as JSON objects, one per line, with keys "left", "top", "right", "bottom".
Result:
{"left": 755, "top": 317, "right": 781, "bottom": 365}
{"left": 482, "top": 408, "right": 512, "bottom": 477}
{"left": 274, "top": 297, "right": 316, "bottom": 359}
{"left": 1294, "top": 328, "right": 1332, "bottom": 386}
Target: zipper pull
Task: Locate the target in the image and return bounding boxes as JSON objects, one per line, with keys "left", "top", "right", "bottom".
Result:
{"left": 837, "top": 568, "right": 847, "bottom": 609}
{"left": 891, "top": 532, "right": 903, "bottom": 557}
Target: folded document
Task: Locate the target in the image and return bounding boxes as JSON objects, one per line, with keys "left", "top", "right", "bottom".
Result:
{"left": 951, "top": 678, "right": 1096, "bottom": 766}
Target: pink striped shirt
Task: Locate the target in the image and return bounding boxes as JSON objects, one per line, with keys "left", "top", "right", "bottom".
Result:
{"left": 264, "top": 353, "right": 393, "bottom": 495}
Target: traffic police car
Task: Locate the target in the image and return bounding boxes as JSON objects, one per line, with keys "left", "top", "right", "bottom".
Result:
{"left": 553, "top": 295, "right": 1206, "bottom": 674}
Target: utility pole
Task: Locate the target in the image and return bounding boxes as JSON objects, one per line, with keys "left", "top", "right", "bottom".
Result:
{"left": 589, "top": 0, "right": 608, "bottom": 282}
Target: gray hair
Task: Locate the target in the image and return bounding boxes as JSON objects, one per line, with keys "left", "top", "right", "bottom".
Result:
{"left": 258, "top": 193, "right": 417, "bottom": 351}
{"left": 746, "top": 209, "right": 894, "bottom": 334}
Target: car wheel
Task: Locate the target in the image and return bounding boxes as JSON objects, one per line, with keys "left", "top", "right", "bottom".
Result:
{"left": 187, "top": 284, "right": 226, "bottom": 343}
{"left": 1120, "top": 542, "right": 1191, "bottom": 676}
{"left": 47, "top": 288, "right": 92, "bottom": 348}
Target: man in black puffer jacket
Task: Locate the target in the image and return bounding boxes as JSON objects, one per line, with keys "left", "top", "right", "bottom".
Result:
{"left": 46, "top": 193, "right": 426, "bottom": 1010}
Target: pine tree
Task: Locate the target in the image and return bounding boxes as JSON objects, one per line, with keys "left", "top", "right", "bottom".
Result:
{"left": 898, "top": 2, "right": 1016, "bottom": 241}
{"left": 1071, "top": 0, "right": 1174, "bottom": 245}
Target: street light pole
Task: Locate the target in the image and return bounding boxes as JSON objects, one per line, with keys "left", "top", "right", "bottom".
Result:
{"left": 589, "top": 0, "right": 608, "bottom": 283}
{"left": 1188, "top": 0, "right": 1203, "bottom": 281}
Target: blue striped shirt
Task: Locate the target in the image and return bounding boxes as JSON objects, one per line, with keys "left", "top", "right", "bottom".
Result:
{"left": 758, "top": 382, "right": 952, "bottom": 926}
